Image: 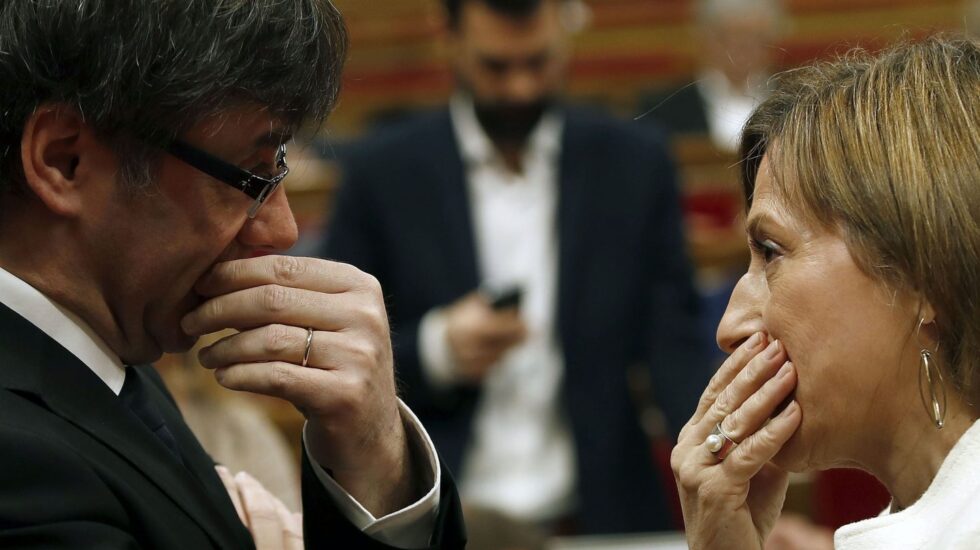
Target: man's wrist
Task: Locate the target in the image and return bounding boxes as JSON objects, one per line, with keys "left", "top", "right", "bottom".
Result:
{"left": 301, "top": 400, "right": 443, "bottom": 546}
{"left": 307, "top": 413, "right": 416, "bottom": 516}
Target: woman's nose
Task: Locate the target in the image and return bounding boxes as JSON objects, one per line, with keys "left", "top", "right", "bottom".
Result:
{"left": 717, "top": 271, "right": 767, "bottom": 354}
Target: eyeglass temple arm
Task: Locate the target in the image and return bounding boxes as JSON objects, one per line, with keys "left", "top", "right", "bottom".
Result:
{"left": 167, "top": 139, "right": 255, "bottom": 192}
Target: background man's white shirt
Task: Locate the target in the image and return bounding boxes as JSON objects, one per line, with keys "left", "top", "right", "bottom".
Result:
{"left": 419, "top": 94, "right": 577, "bottom": 521}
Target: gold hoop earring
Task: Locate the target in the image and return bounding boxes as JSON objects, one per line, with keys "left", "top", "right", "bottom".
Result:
{"left": 917, "top": 318, "right": 947, "bottom": 430}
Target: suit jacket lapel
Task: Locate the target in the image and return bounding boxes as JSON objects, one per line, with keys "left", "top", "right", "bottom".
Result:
{"left": 134, "top": 365, "right": 253, "bottom": 546}
{"left": 432, "top": 108, "right": 480, "bottom": 289}
{"left": 0, "top": 305, "right": 249, "bottom": 549}
{"left": 556, "top": 109, "right": 593, "bottom": 339}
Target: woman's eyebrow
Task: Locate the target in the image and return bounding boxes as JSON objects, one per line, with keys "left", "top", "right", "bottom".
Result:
{"left": 746, "top": 213, "right": 773, "bottom": 238}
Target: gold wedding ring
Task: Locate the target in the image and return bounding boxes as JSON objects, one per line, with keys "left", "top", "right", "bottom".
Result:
{"left": 302, "top": 327, "right": 314, "bottom": 367}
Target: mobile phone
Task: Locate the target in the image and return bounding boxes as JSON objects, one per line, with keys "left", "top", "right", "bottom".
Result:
{"left": 485, "top": 286, "right": 523, "bottom": 310}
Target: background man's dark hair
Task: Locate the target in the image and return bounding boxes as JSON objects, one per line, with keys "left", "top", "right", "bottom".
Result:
{"left": 444, "top": 0, "right": 545, "bottom": 28}
{"left": 0, "top": 0, "right": 348, "bottom": 196}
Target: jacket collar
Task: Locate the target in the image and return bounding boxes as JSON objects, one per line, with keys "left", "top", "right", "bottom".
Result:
{"left": 0, "top": 266, "right": 124, "bottom": 393}
{"left": 0, "top": 303, "right": 251, "bottom": 549}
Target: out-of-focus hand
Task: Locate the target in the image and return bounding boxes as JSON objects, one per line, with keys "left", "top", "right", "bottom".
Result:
{"left": 216, "top": 466, "right": 303, "bottom": 550}
{"left": 184, "top": 256, "right": 415, "bottom": 517}
{"left": 671, "top": 333, "right": 802, "bottom": 550}
{"left": 444, "top": 292, "right": 527, "bottom": 384}
{"left": 765, "top": 514, "right": 834, "bottom": 550}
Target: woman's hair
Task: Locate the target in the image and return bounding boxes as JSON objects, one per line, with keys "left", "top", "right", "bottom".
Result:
{"left": 739, "top": 35, "right": 980, "bottom": 402}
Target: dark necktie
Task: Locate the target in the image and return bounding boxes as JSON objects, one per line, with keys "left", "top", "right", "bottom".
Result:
{"left": 120, "top": 369, "right": 183, "bottom": 464}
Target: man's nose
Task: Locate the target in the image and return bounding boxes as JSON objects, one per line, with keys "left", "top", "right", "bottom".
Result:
{"left": 238, "top": 185, "right": 299, "bottom": 253}
{"left": 716, "top": 271, "right": 767, "bottom": 354}
{"left": 502, "top": 70, "right": 541, "bottom": 105}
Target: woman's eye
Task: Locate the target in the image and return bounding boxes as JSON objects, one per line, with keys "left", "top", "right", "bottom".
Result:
{"left": 749, "top": 237, "right": 782, "bottom": 264}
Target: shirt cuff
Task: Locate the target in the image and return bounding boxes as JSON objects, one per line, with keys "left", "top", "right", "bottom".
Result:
{"left": 418, "top": 307, "right": 458, "bottom": 388}
{"left": 302, "top": 399, "right": 441, "bottom": 548}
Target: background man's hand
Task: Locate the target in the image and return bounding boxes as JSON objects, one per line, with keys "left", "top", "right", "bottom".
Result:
{"left": 182, "top": 256, "right": 416, "bottom": 517}
{"left": 444, "top": 292, "right": 527, "bottom": 384}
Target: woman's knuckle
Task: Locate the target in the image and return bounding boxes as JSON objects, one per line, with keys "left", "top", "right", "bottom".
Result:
{"left": 714, "top": 389, "right": 734, "bottom": 415}
{"left": 723, "top": 409, "right": 741, "bottom": 437}
{"left": 670, "top": 446, "right": 688, "bottom": 475}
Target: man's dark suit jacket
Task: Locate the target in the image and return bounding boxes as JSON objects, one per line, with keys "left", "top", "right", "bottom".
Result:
{"left": 638, "top": 83, "right": 710, "bottom": 138}
{"left": 0, "top": 303, "right": 466, "bottom": 548}
{"left": 323, "top": 106, "right": 710, "bottom": 534}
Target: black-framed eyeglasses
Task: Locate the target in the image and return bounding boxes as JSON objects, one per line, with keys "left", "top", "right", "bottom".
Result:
{"left": 166, "top": 139, "right": 289, "bottom": 218}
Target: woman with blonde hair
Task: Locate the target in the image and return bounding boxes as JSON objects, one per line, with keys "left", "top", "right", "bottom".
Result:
{"left": 672, "top": 35, "right": 980, "bottom": 548}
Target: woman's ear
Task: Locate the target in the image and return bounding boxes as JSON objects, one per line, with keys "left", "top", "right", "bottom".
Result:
{"left": 916, "top": 300, "right": 940, "bottom": 348}
{"left": 19, "top": 104, "right": 106, "bottom": 217}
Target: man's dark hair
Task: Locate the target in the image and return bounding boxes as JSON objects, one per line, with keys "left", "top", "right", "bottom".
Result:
{"left": 0, "top": 0, "right": 348, "bottom": 194}
{"left": 444, "top": 0, "right": 545, "bottom": 28}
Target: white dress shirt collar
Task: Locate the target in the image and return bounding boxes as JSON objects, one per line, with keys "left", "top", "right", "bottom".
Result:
{"left": 0, "top": 266, "right": 126, "bottom": 394}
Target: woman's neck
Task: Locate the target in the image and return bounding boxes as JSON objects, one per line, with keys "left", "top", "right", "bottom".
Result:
{"left": 869, "top": 400, "right": 976, "bottom": 511}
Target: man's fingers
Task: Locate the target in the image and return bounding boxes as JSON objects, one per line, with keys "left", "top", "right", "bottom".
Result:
{"left": 688, "top": 332, "right": 767, "bottom": 427}
{"left": 199, "top": 325, "right": 382, "bottom": 373}
{"left": 478, "top": 314, "right": 527, "bottom": 343}
{"left": 182, "top": 285, "right": 368, "bottom": 336}
{"left": 214, "top": 361, "right": 334, "bottom": 407}
{"left": 195, "top": 255, "right": 373, "bottom": 297}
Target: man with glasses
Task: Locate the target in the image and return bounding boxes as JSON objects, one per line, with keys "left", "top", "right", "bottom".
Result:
{"left": 0, "top": 1, "right": 464, "bottom": 548}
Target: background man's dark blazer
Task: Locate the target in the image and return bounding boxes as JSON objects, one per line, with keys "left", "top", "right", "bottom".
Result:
{"left": 323, "top": 106, "right": 710, "bottom": 534}
{"left": 0, "top": 303, "right": 465, "bottom": 549}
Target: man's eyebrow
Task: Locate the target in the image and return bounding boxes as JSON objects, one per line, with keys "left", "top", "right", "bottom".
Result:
{"left": 254, "top": 131, "right": 292, "bottom": 147}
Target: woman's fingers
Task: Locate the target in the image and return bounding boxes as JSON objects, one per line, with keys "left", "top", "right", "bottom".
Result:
{"left": 718, "top": 362, "right": 797, "bottom": 444}
{"left": 688, "top": 332, "right": 767, "bottom": 428}
{"left": 693, "top": 339, "right": 787, "bottom": 442}
{"left": 722, "top": 399, "right": 801, "bottom": 480}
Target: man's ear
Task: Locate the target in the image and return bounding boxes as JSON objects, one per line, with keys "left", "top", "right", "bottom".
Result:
{"left": 19, "top": 104, "right": 109, "bottom": 217}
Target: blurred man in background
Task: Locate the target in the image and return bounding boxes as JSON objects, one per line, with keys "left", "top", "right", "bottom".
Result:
{"left": 323, "top": 0, "right": 709, "bottom": 539}
{"left": 968, "top": 0, "right": 980, "bottom": 37}
{"left": 641, "top": 0, "right": 785, "bottom": 152}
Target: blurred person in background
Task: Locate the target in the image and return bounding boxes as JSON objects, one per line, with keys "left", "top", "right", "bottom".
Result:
{"left": 641, "top": 0, "right": 785, "bottom": 152}
{"left": 323, "top": 0, "right": 710, "bottom": 540}
{"left": 968, "top": 0, "right": 980, "bottom": 37}
{"left": 673, "top": 35, "right": 980, "bottom": 549}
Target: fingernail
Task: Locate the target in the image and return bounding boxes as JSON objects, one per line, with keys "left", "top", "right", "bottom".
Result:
{"left": 745, "top": 332, "right": 762, "bottom": 349}
{"left": 180, "top": 315, "right": 197, "bottom": 335}
{"left": 780, "top": 400, "right": 799, "bottom": 417}
{"left": 777, "top": 361, "right": 793, "bottom": 378}
{"left": 765, "top": 339, "right": 782, "bottom": 360}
